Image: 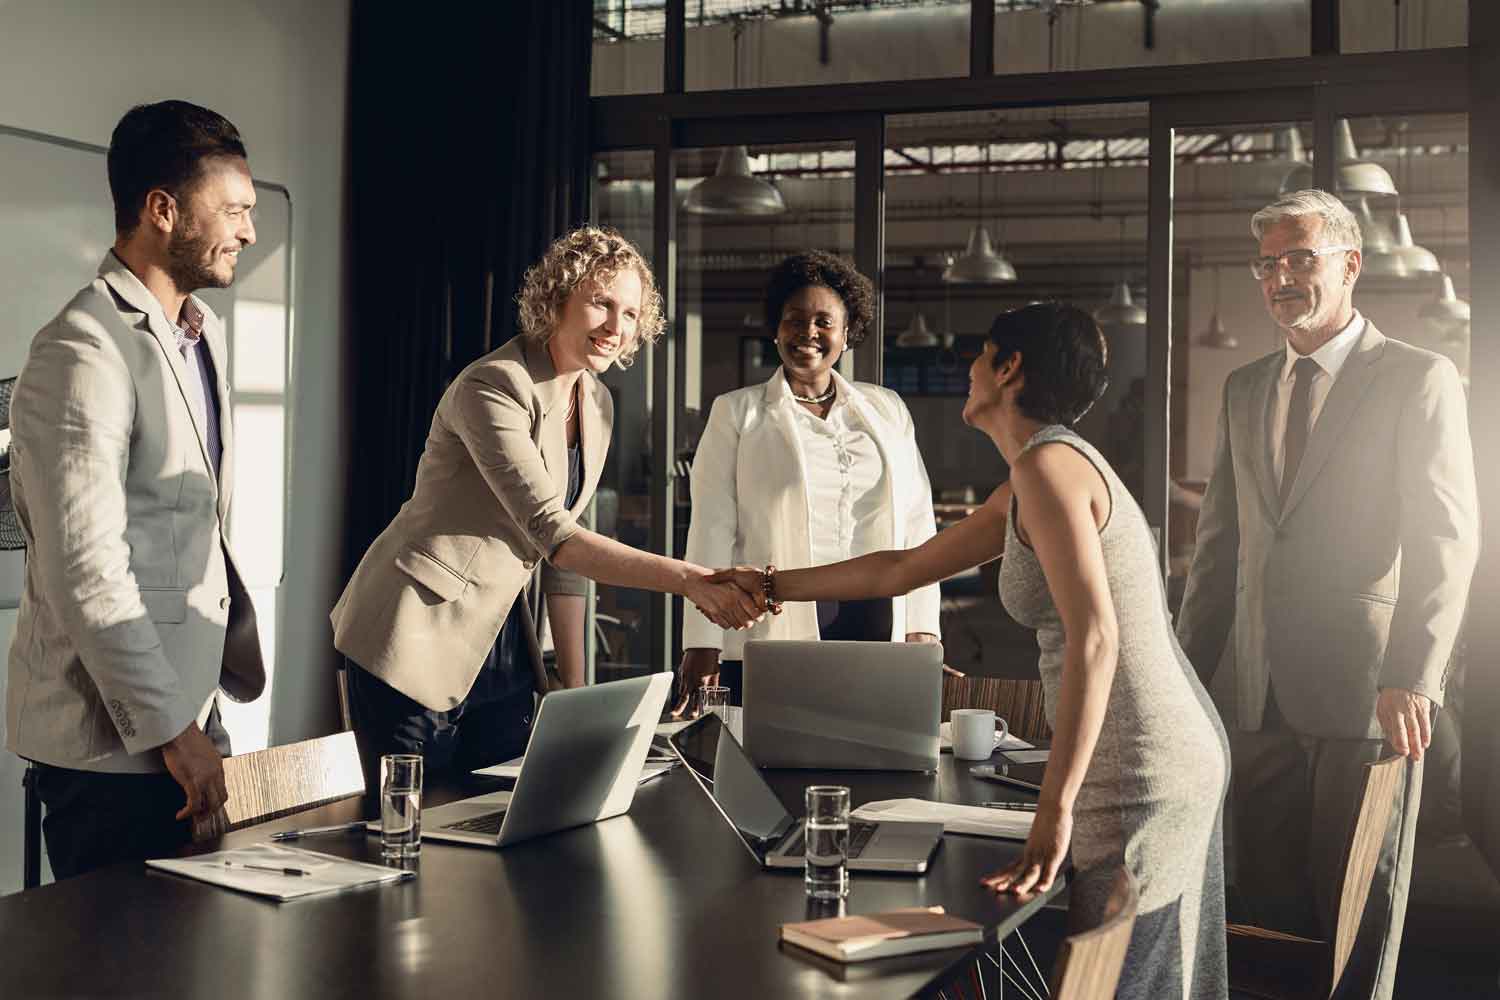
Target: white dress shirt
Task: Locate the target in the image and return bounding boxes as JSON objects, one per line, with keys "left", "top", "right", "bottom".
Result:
{"left": 1272, "top": 310, "right": 1366, "bottom": 488}
{"left": 789, "top": 394, "right": 889, "bottom": 567}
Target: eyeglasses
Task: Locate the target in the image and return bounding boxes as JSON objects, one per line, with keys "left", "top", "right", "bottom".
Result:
{"left": 1249, "top": 246, "right": 1356, "bottom": 281}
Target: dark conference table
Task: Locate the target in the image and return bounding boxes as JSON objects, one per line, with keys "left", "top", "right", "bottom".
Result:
{"left": 0, "top": 750, "right": 1062, "bottom": 999}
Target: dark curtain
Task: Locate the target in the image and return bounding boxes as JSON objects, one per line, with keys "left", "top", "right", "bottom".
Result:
{"left": 344, "top": 0, "right": 593, "bottom": 575}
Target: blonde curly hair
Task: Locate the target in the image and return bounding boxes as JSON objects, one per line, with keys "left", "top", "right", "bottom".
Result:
{"left": 516, "top": 225, "right": 665, "bottom": 368}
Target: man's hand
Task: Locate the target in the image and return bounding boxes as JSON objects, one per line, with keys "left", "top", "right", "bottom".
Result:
{"left": 684, "top": 572, "right": 763, "bottom": 630}
{"left": 672, "top": 648, "right": 722, "bottom": 719}
{"left": 1376, "top": 687, "right": 1433, "bottom": 761}
{"left": 161, "top": 722, "right": 228, "bottom": 821}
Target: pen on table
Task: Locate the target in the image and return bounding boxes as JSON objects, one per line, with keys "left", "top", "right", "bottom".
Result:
{"left": 981, "top": 801, "right": 1039, "bottom": 812}
{"left": 270, "top": 821, "right": 367, "bottom": 841}
{"left": 222, "top": 860, "right": 310, "bottom": 876}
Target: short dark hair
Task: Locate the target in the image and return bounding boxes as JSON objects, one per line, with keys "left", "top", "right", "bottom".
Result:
{"left": 107, "top": 101, "right": 248, "bottom": 235}
{"left": 762, "top": 251, "right": 876, "bottom": 347}
{"left": 987, "top": 302, "right": 1109, "bottom": 426}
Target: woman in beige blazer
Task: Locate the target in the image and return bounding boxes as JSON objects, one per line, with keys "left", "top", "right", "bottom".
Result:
{"left": 332, "top": 227, "right": 760, "bottom": 797}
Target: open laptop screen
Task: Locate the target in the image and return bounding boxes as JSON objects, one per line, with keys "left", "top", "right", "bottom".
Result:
{"left": 670, "top": 714, "right": 798, "bottom": 851}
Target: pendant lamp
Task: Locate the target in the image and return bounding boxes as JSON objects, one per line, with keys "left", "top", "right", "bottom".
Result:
{"left": 1388, "top": 214, "right": 1441, "bottom": 276}
{"left": 895, "top": 312, "right": 940, "bottom": 349}
{"left": 1419, "top": 273, "right": 1471, "bottom": 341}
{"left": 943, "top": 147, "right": 1017, "bottom": 284}
{"left": 683, "top": 146, "right": 786, "bottom": 216}
{"left": 1280, "top": 118, "right": 1398, "bottom": 197}
{"left": 1094, "top": 280, "right": 1147, "bottom": 328}
{"left": 1354, "top": 198, "right": 1406, "bottom": 280}
{"left": 1196, "top": 268, "right": 1239, "bottom": 349}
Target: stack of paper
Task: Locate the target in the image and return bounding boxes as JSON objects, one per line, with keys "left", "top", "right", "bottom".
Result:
{"left": 938, "top": 722, "right": 1033, "bottom": 753}
{"left": 851, "top": 798, "right": 1034, "bottom": 840}
{"left": 780, "top": 906, "right": 982, "bottom": 962}
{"left": 148, "top": 843, "right": 413, "bottom": 901}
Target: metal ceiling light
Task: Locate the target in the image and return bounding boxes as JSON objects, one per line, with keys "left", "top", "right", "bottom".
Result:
{"left": 943, "top": 146, "right": 1017, "bottom": 284}
{"left": 1197, "top": 268, "right": 1239, "bottom": 349}
{"left": 1353, "top": 197, "right": 1407, "bottom": 280}
{"left": 683, "top": 146, "right": 786, "bottom": 216}
{"left": 1281, "top": 118, "right": 1399, "bottom": 197}
{"left": 895, "top": 311, "right": 940, "bottom": 349}
{"left": 1094, "top": 280, "right": 1147, "bottom": 328}
{"left": 1389, "top": 213, "right": 1441, "bottom": 276}
{"left": 1419, "top": 273, "right": 1471, "bottom": 341}
{"left": 1255, "top": 126, "right": 1308, "bottom": 195}
{"left": 1094, "top": 217, "right": 1145, "bottom": 328}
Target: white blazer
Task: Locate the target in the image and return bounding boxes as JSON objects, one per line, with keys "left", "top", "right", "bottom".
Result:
{"left": 682, "top": 369, "right": 941, "bottom": 659}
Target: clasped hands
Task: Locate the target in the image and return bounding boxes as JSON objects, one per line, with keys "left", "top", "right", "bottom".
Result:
{"left": 685, "top": 566, "right": 769, "bottom": 631}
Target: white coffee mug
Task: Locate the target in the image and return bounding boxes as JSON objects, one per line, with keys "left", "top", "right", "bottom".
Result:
{"left": 952, "top": 709, "right": 1009, "bottom": 760}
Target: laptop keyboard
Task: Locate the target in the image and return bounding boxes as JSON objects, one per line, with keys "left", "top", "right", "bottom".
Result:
{"left": 783, "top": 820, "right": 878, "bottom": 859}
{"left": 441, "top": 809, "right": 508, "bottom": 835}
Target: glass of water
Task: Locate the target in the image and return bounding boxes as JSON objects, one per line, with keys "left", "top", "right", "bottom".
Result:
{"left": 699, "top": 685, "right": 730, "bottom": 719}
{"left": 804, "top": 785, "right": 850, "bottom": 899}
{"left": 381, "top": 753, "right": 423, "bottom": 860}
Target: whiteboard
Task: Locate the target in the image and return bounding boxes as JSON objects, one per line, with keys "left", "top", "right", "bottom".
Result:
{"left": 0, "top": 124, "right": 294, "bottom": 602}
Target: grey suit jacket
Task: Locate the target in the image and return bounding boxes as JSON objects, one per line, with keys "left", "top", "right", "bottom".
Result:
{"left": 331, "top": 337, "right": 609, "bottom": 712}
{"left": 1177, "top": 321, "right": 1478, "bottom": 739}
{"left": 5, "top": 253, "right": 264, "bottom": 773}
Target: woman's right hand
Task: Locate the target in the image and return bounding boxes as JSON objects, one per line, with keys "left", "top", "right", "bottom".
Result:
{"left": 672, "top": 648, "right": 722, "bottom": 719}
{"left": 684, "top": 572, "right": 764, "bottom": 631}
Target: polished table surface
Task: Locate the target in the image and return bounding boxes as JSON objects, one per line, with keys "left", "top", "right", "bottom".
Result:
{"left": 0, "top": 750, "right": 1060, "bottom": 999}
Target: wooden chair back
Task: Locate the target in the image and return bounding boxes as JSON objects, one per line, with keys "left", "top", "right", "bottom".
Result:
{"left": 191, "top": 731, "right": 365, "bottom": 842}
{"left": 1049, "top": 866, "right": 1140, "bottom": 1000}
{"left": 941, "top": 673, "right": 1053, "bottom": 745}
{"left": 1329, "top": 756, "right": 1405, "bottom": 990}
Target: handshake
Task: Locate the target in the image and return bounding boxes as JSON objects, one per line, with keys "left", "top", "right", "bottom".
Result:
{"left": 685, "top": 566, "right": 777, "bottom": 631}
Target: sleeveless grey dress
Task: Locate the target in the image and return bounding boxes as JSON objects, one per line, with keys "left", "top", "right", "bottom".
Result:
{"left": 999, "top": 425, "right": 1230, "bottom": 1000}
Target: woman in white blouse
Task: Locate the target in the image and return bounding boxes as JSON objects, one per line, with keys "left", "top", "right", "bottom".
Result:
{"left": 676, "top": 251, "right": 942, "bottom": 710}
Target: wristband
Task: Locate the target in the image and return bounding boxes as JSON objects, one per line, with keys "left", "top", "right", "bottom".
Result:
{"left": 762, "top": 565, "right": 783, "bottom": 616}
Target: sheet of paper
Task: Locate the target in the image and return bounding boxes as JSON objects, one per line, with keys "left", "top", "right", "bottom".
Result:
{"left": 473, "top": 756, "right": 677, "bottom": 783}
{"left": 147, "top": 843, "right": 412, "bottom": 901}
{"left": 939, "top": 721, "right": 1033, "bottom": 753}
{"left": 1001, "top": 749, "right": 1051, "bottom": 765}
{"left": 851, "top": 798, "right": 1034, "bottom": 840}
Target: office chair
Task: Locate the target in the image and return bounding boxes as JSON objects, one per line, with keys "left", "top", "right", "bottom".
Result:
{"left": 1225, "top": 756, "right": 1406, "bottom": 1000}
{"left": 190, "top": 731, "right": 364, "bottom": 842}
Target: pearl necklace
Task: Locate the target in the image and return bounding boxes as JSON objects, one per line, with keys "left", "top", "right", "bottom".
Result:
{"left": 789, "top": 382, "right": 835, "bottom": 405}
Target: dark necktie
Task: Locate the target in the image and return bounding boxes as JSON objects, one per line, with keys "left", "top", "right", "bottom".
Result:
{"left": 1279, "top": 356, "right": 1321, "bottom": 508}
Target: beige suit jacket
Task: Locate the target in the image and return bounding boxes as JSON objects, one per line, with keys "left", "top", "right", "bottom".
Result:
{"left": 1177, "top": 321, "right": 1478, "bottom": 739}
{"left": 5, "top": 253, "right": 264, "bottom": 773}
{"left": 331, "top": 337, "right": 610, "bottom": 711}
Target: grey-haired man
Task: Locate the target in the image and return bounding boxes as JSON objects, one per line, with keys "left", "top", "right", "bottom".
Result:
{"left": 1177, "top": 189, "right": 1478, "bottom": 998}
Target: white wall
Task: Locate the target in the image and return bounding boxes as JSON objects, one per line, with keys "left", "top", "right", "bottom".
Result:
{"left": 0, "top": 0, "right": 351, "bottom": 893}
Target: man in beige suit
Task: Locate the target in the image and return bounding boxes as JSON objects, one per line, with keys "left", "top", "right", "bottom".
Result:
{"left": 5, "top": 101, "right": 264, "bottom": 878}
{"left": 1177, "top": 189, "right": 1478, "bottom": 999}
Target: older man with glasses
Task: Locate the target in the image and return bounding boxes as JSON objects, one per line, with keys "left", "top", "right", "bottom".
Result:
{"left": 1176, "top": 188, "right": 1478, "bottom": 999}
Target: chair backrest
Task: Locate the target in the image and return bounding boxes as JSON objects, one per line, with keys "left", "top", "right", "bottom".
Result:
{"left": 941, "top": 674, "right": 1053, "bottom": 745}
{"left": 1329, "top": 756, "right": 1405, "bottom": 991}
{"left": 1049, "top": 866, "right": 1140, "bottom": 1000}
{"left": 191, "top": 731, "right": 365, "bottom": 842}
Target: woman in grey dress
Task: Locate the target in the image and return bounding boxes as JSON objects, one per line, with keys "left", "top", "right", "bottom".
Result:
{"left": 714, "top": 303, "right": 1230, "bottom": 999}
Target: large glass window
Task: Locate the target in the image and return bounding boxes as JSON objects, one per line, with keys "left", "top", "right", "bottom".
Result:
{"left": 1341, "top": 0, "right": 1466, "bottom": 53}
{"left": 685, "top": 1, "right": 970, "bottom": 91}
{"left": 592, "top": 1, "right": 666, "bottom": 96}
{"left": 884, "top": 104, "right": 1148, "bottom": 676}
{"left": 994, "top": 0, "right": 1309, "bottom": 74}
{"left": 591, "top": 149, "right": 658, "bottom": 681}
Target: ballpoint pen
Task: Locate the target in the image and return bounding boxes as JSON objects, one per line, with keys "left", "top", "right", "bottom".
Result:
{"left": 981, "top": 801, "right": 1039, "bottom": 812}
{"left": 269, "top": 821, "right": 367, "bottom": 841}
{"left": 222, "top": 860, "right": 310, "bottom": 876}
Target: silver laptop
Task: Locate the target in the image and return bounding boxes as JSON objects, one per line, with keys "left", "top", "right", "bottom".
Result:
{"left": 742, "top": 640, "right": 942, "bottom": 771}
{"left": 419, "top": 672, "right": 672, "bottom": 848}
{"left": 669, "top": 713, "right": 943, "bottom": 873}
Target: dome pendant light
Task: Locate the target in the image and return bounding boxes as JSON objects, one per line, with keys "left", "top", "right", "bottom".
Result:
{"left": 1389, "top": 213, "right": 1441, "bottom": 276}
{"left": 895, "top": 312, "right": 940, "bottom": 349}
{"left": 1094, "top": 218, "right": 1145, "bottom": 328}
{"left": 683, "top": 145, "right": 786, "bottom": 216}
{"left": 942, "top": 146, "right": 1017, "bottom": 284}
{"left": 1354, "top": 197, "right": 1407, "bottom": 280}
{"left": 1281, "top": 118, "right": 1399, "bottom": 197}
{"left": 1197, "top": 268, "right": 1239, "bottom": 349}
{"left": 1419, "top": 273, "right": 1471, "bottom": 341}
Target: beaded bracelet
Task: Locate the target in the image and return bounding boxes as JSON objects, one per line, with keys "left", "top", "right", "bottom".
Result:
{"left": 762, "top": 564, "right": 783, "bottom": 616}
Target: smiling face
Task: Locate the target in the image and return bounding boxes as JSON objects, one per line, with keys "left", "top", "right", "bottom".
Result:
{"left": 164, "top": 156, "right": 256, "bottom": 293}
{"left": 549, "top": 267, "right": 644, "bottom": 375}
{"left": 775, "top": 284, "right": 847, "bottom": 387}
{"left": 1258, "top": 214, "right": 1360, "bottom": 350}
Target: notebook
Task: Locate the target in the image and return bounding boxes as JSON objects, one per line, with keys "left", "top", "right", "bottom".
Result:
{"left": 780, "top": 906, "right": 982, "bottom": 962}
